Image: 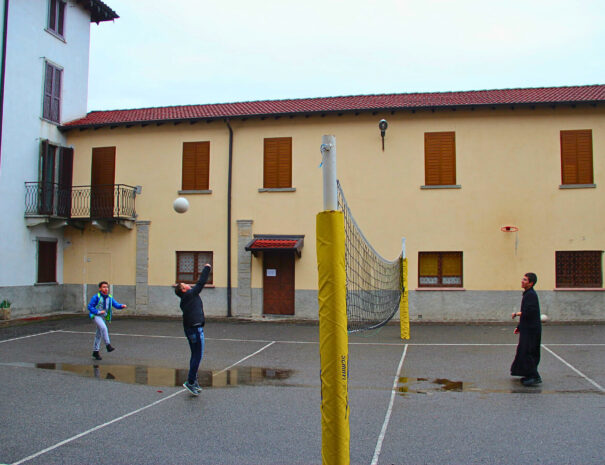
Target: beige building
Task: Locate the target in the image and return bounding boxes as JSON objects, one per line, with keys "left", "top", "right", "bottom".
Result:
{"left": 53, "top": 85, "right": 605, "bottom": 322}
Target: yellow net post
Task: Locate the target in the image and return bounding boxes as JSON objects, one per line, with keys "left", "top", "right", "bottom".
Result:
{"left": 400, "top": 257, "right": 410, "bottom": 340}
{"left": 317, "top": 210, "right": 349, "bottom": 465}
{"left": 317, "top": 135, "right": 349, "bottom": 465}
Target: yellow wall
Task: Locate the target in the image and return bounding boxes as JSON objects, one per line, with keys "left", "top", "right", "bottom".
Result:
{"left": 64, "top": 105, "right": 604, "bottom": 292}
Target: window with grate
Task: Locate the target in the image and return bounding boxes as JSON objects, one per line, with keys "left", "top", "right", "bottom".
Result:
{"left": 182, "top": 142, "right": 210, "bottom": 190}
{"left": 418, "top": 252, "right": 463, "bottom": 287}
{"left": 48, "top": 0, "right": 66, "bottom": 37}
{"left": 43, "top": 61, "right": 62, "bottom": 123}
{"left": 560, "top": 130, "right": 593, "bottom": 185}
{"left": 38, "top": 239, "right": 57, "bottom": 283}
{"left": 556, "top": 251, "right": 602, "bottom": 288}
{"left": 424, "top": 132, "right": 456, "bottom": 186}
{"left": 263, "top": 137, "right": 292, "bottom": 188}
{"left": 176, "top": 251, "right": 213, "bottom": 284}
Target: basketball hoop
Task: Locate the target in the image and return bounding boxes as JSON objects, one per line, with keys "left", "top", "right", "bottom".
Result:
{"left": 500, "top": 226, "right": 519, "bottom": 232}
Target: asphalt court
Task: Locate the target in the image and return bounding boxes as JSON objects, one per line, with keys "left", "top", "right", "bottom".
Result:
{"left": 0, "top": 317, "right": 603, "bottom": 465}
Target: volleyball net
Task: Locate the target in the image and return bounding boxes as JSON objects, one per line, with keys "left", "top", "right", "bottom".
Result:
{"left": 337, "top": 180, "right": 408, "bottom": 334}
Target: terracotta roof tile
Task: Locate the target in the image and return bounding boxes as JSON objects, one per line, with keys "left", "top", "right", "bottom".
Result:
{"left": 64, "top": 84, "right": 605, "bottom": 129}
{"left": 250, "top": 240, "right": 299, "bottom": 249}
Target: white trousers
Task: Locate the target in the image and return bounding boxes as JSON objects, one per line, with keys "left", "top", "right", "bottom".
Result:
{"left": 93, "top": 316, "right": 110, "bottom": 351}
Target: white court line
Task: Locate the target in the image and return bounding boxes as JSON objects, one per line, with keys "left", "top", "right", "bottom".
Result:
{"left": 213, "top": 341, "right": 276, "bottom": 376}
{"left": 58, "top": 330, "right": 298, "bottom": 345}
{"left": 0, "top": 331, "right": 60, "bottom": 344}
{"left": 370, "top": 344, "right": 408, "bottom": 465}
{"left": 11, "top": 390, "right": 184, "bottom": 465}
{"left": 542, "top": 345, "right": 605, "bottom": 392}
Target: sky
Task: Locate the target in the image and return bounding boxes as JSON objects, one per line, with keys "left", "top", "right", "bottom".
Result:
{"left": 87, "top": 0, "right": 605, "bottom": 112}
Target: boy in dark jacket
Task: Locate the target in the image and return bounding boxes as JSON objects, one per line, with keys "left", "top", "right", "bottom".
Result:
{"left": 511, "top": 272, "right": 542, "bottom": 386}
{"left": 174, "top": 264, "right": 212, "bottom": 395}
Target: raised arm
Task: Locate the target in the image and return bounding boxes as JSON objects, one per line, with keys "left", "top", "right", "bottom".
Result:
{"left": 190, "top": 264, "right": 212, "bottom": 296}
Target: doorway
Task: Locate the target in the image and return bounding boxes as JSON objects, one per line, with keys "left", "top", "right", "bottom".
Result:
{"left": 91, "top": 147, "right": 116, "bottom": 218}
{"left": 262, "top": 252, "right": 295, "bottom": 315}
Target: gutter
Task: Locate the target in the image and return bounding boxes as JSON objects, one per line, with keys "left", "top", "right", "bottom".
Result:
{"left": 225, "top": 119, "right": 233, "bottom": 317}
{"left": 0, "top": 0, "right": 9, "bottom": 170}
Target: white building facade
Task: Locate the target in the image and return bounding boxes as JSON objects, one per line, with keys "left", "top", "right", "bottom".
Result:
{"left": 0, "top": 0, "right": 117, "bottom": 314}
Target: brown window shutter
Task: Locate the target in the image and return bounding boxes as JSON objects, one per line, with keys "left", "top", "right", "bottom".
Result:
{"left": 561, "top": 130, "right": 593, "bottom": 184}
{"left": 51, "top": 67, "right": 62, "bottom": 123}
{"left": 425, "top": 132, "right": 455, "bottom": 185}
{"left": 182, "top": 142, "right": 209, "bottom": 190}
{"left": 277, "top": 137, "right": 292, "bottom": 188}
{"left": 264, "top": 137, "right": 292, "bottom": 188}
{"left": 575, "top": 130, "right": 593, "bottom": 184}
{"left": 43, "top": 63, "right": 53, "bottom": 120}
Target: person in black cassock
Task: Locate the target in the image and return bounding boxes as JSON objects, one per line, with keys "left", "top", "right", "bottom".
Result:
{"left": 511, "top": 272, "right": 542, "bottom": 386}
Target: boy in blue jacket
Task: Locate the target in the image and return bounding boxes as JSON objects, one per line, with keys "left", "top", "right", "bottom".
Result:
{"left": 88, "top": 281, "right": 127, "bottom": 360}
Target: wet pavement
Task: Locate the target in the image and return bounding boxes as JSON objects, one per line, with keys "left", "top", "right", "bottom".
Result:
{"left": 0, "top": 317, "right": 603, "bottom": 464}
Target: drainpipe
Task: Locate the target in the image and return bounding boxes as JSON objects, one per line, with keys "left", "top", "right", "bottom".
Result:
{"left": 0, "top": 0, "right": 10, "bottom": 171}
{"left": 225, "top": 119, "right": 233, "bottom": 317}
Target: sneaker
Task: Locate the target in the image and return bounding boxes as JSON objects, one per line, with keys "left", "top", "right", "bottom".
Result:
{"left": 92, "top": 351, "right": 102, "bottom": 360}
{"left": 183, "top": 381, "right": 200, "bottom": 396}
{"left": 106, "top": 344, "right": 115, "bottom": 352}
{"left": 192, "top": 381, "right": 202, "bottom": 393}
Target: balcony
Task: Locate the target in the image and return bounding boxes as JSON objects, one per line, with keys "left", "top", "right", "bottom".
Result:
{"left": 24, "top": 182, "right": 139, "bottom": 230}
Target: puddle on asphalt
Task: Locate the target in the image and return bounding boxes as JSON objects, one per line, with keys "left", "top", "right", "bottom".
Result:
{"left": 397, "top": 377, "right": 468, "bottom": 394}
{"left": 27, "top": 362, "right": 293, "bottom": 388}
{"left": 396, "top": 376, "right": 603, "bottom": 395}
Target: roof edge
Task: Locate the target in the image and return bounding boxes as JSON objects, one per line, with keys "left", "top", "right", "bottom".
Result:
{"left": 76, "top": 0, "right": 119, "bottom": 23}
{"left": 61, "top": 84, "right": 605, "bottom": 131}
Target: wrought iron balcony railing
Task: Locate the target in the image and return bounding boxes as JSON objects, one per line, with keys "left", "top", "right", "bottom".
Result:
{"left": 25, "top": 182, "right": 137, "bottom": 220}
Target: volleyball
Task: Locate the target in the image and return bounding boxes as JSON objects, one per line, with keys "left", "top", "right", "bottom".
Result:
{"left": 173, "top": 197, "right": 189, "bottom": 214}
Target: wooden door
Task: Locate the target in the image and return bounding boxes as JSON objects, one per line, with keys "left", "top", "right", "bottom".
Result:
{"left": 91, "top": 147, "right": 116, "bottom": 218}
{"left": 263, "top": 252, "right": 295, "bottom": 315}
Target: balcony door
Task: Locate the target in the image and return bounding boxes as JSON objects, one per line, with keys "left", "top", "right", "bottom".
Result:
{"left": 39, "top": 142, "right": 73, "bottom": 217}
{"left": 57, "top": 148, "right": 73, "bottom": 217}
{"left": 91, "top": 147, "right": 116, "bottom": 218}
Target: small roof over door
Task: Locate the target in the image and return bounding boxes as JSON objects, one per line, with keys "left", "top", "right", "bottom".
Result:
{"left": 245, "top": 235, "right": 304, "bottom": 258}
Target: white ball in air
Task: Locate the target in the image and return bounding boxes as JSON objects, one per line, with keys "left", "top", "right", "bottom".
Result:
{"left": 173, "top": 197, "right": 189, "bottom": 214}
{"left": 540, "top": 314, "right": 549, "bottom": 322}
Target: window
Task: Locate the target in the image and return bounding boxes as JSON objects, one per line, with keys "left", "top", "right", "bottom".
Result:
{"left": 418, "top": 252, "right": 463, "bottom": 287}
{"left": 560, "top": 130, "right": 594, "bottom": 185}
{"left": 43, "top": 62, "right": 62, "bottom": 123}
{"left": 556, "top": 251, "right": 602, "bottom": 288}
{"left": 38, "top": 239, "right": 57, "bottom": 283}
{"left": 182, "top": 142, "right": 210, "bottom": 191}
{"left": 424, "top": 132, "right": 456, "bottom": 186}
{"left": 176, "top": 251, "right": 213, "bottom": 285}
{"left": 263, "top": 137, "right": 292, "bottom": 188}
{"left": 47, "top": 0, "right": 66, "bottom": 37}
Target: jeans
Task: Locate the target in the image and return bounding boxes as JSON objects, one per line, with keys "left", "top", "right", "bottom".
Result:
{"left": 184, "top": 326, "right": 205, "bottom": 384}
